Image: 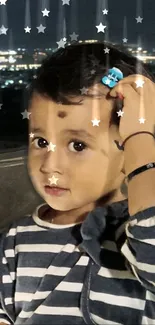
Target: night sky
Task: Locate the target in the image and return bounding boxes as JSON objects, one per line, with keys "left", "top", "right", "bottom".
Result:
{"left": 0, "top": 0, "right": 155, "bottom": 51}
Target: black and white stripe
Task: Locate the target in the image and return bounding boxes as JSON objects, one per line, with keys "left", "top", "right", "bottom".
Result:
{"left": 0, "top": 201, "right": 155, "bottom": 324}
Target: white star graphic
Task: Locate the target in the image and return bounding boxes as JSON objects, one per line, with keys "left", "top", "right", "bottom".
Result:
{"left": 117, "top": 110, "right": 124, "bottom": 117}
{"left": 56, "top": 38, "right": 67, "bottom": 49}
{"left": 70, "top": 32, "right": 79, "bottom": 41}
{"left": 62, "top": 0, "right": 70, "bottom": 5}
{"left": 24, "top": 26, "right": 31, "bottom": 33}
{"left": 102, "top": 9, "right": 108, "bottom": 15}
{"left": 42, "top": 8, "right": 50, "bottom": 17}
{"left": 0, "top": 0, "right": 7, "bottom": 4}
{"left": 47, "top": 142, "right": 56, "bottom": 152}
{"left": 21, "top": 110, "right": 31, "bottom": 120}
{"left": 104, "top": 79, "right": 111, "bottom": 85}
{"left": 139, "top": 118, "right": 146, "bottom": 124}
{"left": 80, "top": 87, "right": 88, "bottom": 95}
{"left": 123, "top": 38, "right": 128, "bottom": 43}
{"left": 91, "top": 69, "right": 96, "bottom": 75}
{"left": 48, "top": 175, "right": 59, "bottom": 185}
{"left": 135, "top": 16, "right": 143, "bottom": 23}
{"left": 96, "top": 23, "right": 107, "bottom": 33}
{"left": 135, "top": 79, "right": 145, "bottom": 88}
{"left": 104, "top": 47, "right": 110, "bottom": 54}
{"left": 0, "top": 25, "right": 8, "bottom": 35}
{"left": 37, "top": 24, "right": 46, "bottom": 33}
{"left": 29, "top": 132, "right": 34, "bottom": 138}
{"left": 91, "top": 119, "right": 100, "bottom": 126}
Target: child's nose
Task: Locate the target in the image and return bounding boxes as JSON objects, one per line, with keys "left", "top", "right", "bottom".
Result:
{"left": 40, "top": 150, "right": 63, "bottom": 175}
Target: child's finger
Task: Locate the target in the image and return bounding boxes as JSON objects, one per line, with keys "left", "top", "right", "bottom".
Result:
{"left": 118, "top": 75, "right": 153, "bottom": 95}
{"left": 109, "top": 83, "right": 136, "bottom": 100}
{"left": 118, "top": 74, "right": 148, "bottom": 84}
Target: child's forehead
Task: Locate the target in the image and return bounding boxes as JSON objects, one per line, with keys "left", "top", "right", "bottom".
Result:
{"left": 29, "top": 101, "right": 110, "bottom": 138}
{"left": 29, "top": 84, "right": 111, "bottom": 121}
{"left": 57, "top": 111, "right": 68, "bottom": 118}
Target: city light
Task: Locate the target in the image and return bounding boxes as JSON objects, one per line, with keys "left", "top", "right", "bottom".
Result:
{"left": 0, "top": 40, "right": 154, "bottom": 89}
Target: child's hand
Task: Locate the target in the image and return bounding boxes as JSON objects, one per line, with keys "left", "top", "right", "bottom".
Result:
{"left": 109, "top": 74, "right": 155, "bottom": 143}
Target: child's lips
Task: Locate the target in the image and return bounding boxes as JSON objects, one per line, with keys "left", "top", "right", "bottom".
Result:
{"left": 45, "top": 185, "right": 68, "bottom": 190}
{"left": 44, "top": 186, "right": 68, "bottom": 196}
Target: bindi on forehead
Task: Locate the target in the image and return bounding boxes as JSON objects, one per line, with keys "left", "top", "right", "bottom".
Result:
{"left": 57, "top": 111, "right": 68, "bottom": 118}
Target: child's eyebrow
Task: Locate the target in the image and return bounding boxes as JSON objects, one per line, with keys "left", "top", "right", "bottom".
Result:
{"left": 61, "top": 129, "right": 96, "bottom": 142}
{"left": 31, "top": 128, "right": 96, "bottom": 142}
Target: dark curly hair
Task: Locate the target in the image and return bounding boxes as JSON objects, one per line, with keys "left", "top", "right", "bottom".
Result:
{"left": 26, "top": 40, "right": 155, "bottom": 127}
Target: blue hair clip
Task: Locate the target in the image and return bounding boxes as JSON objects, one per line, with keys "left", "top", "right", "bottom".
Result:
{"left": 101, "top": 67, "right": 124, "bottom": 88}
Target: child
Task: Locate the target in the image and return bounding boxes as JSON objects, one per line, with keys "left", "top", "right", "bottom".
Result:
{"left": 0, "top": 41, "right": 155, "bottom": 325}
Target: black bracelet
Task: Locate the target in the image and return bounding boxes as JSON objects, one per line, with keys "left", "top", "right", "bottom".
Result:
{"left": 122, "top": 131, "right": 155, "bottom": 149}
{"left": 127, "top": 162, "right": 155, "bottom": 182}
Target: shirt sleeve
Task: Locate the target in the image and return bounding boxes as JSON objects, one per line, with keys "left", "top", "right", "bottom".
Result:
{"left": 121, "top": 206, "right": 155, "bottom": 292}
{"left": 0, "top": 231, "right": 16, "bottom": 325}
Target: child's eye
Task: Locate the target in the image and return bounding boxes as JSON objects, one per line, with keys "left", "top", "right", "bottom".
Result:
{"left": 32, "top": 137, "right": 48, "bottom": 149}
{"left": 31, "top": 137, "right": 87, "bottom": 153}
{"left": 68, "top": 139, "right": 87, "bottom": 153}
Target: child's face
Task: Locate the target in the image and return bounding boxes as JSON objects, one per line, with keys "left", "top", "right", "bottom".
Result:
{"left": 27, "top": 84, "right": 125, "bottom": 214}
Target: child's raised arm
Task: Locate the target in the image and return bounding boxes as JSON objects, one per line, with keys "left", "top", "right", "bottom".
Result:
{"left": 110, "top": 74, "right": 155, "bottom": 292}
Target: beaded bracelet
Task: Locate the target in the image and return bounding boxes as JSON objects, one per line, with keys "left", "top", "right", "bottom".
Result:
{"left": 127, "top": 162, "right": 155, "bottom": 182}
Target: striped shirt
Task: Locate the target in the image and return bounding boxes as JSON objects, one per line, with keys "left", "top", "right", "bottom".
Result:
{"left": 1, "top": 199, "right": 155, "bottom": 325}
